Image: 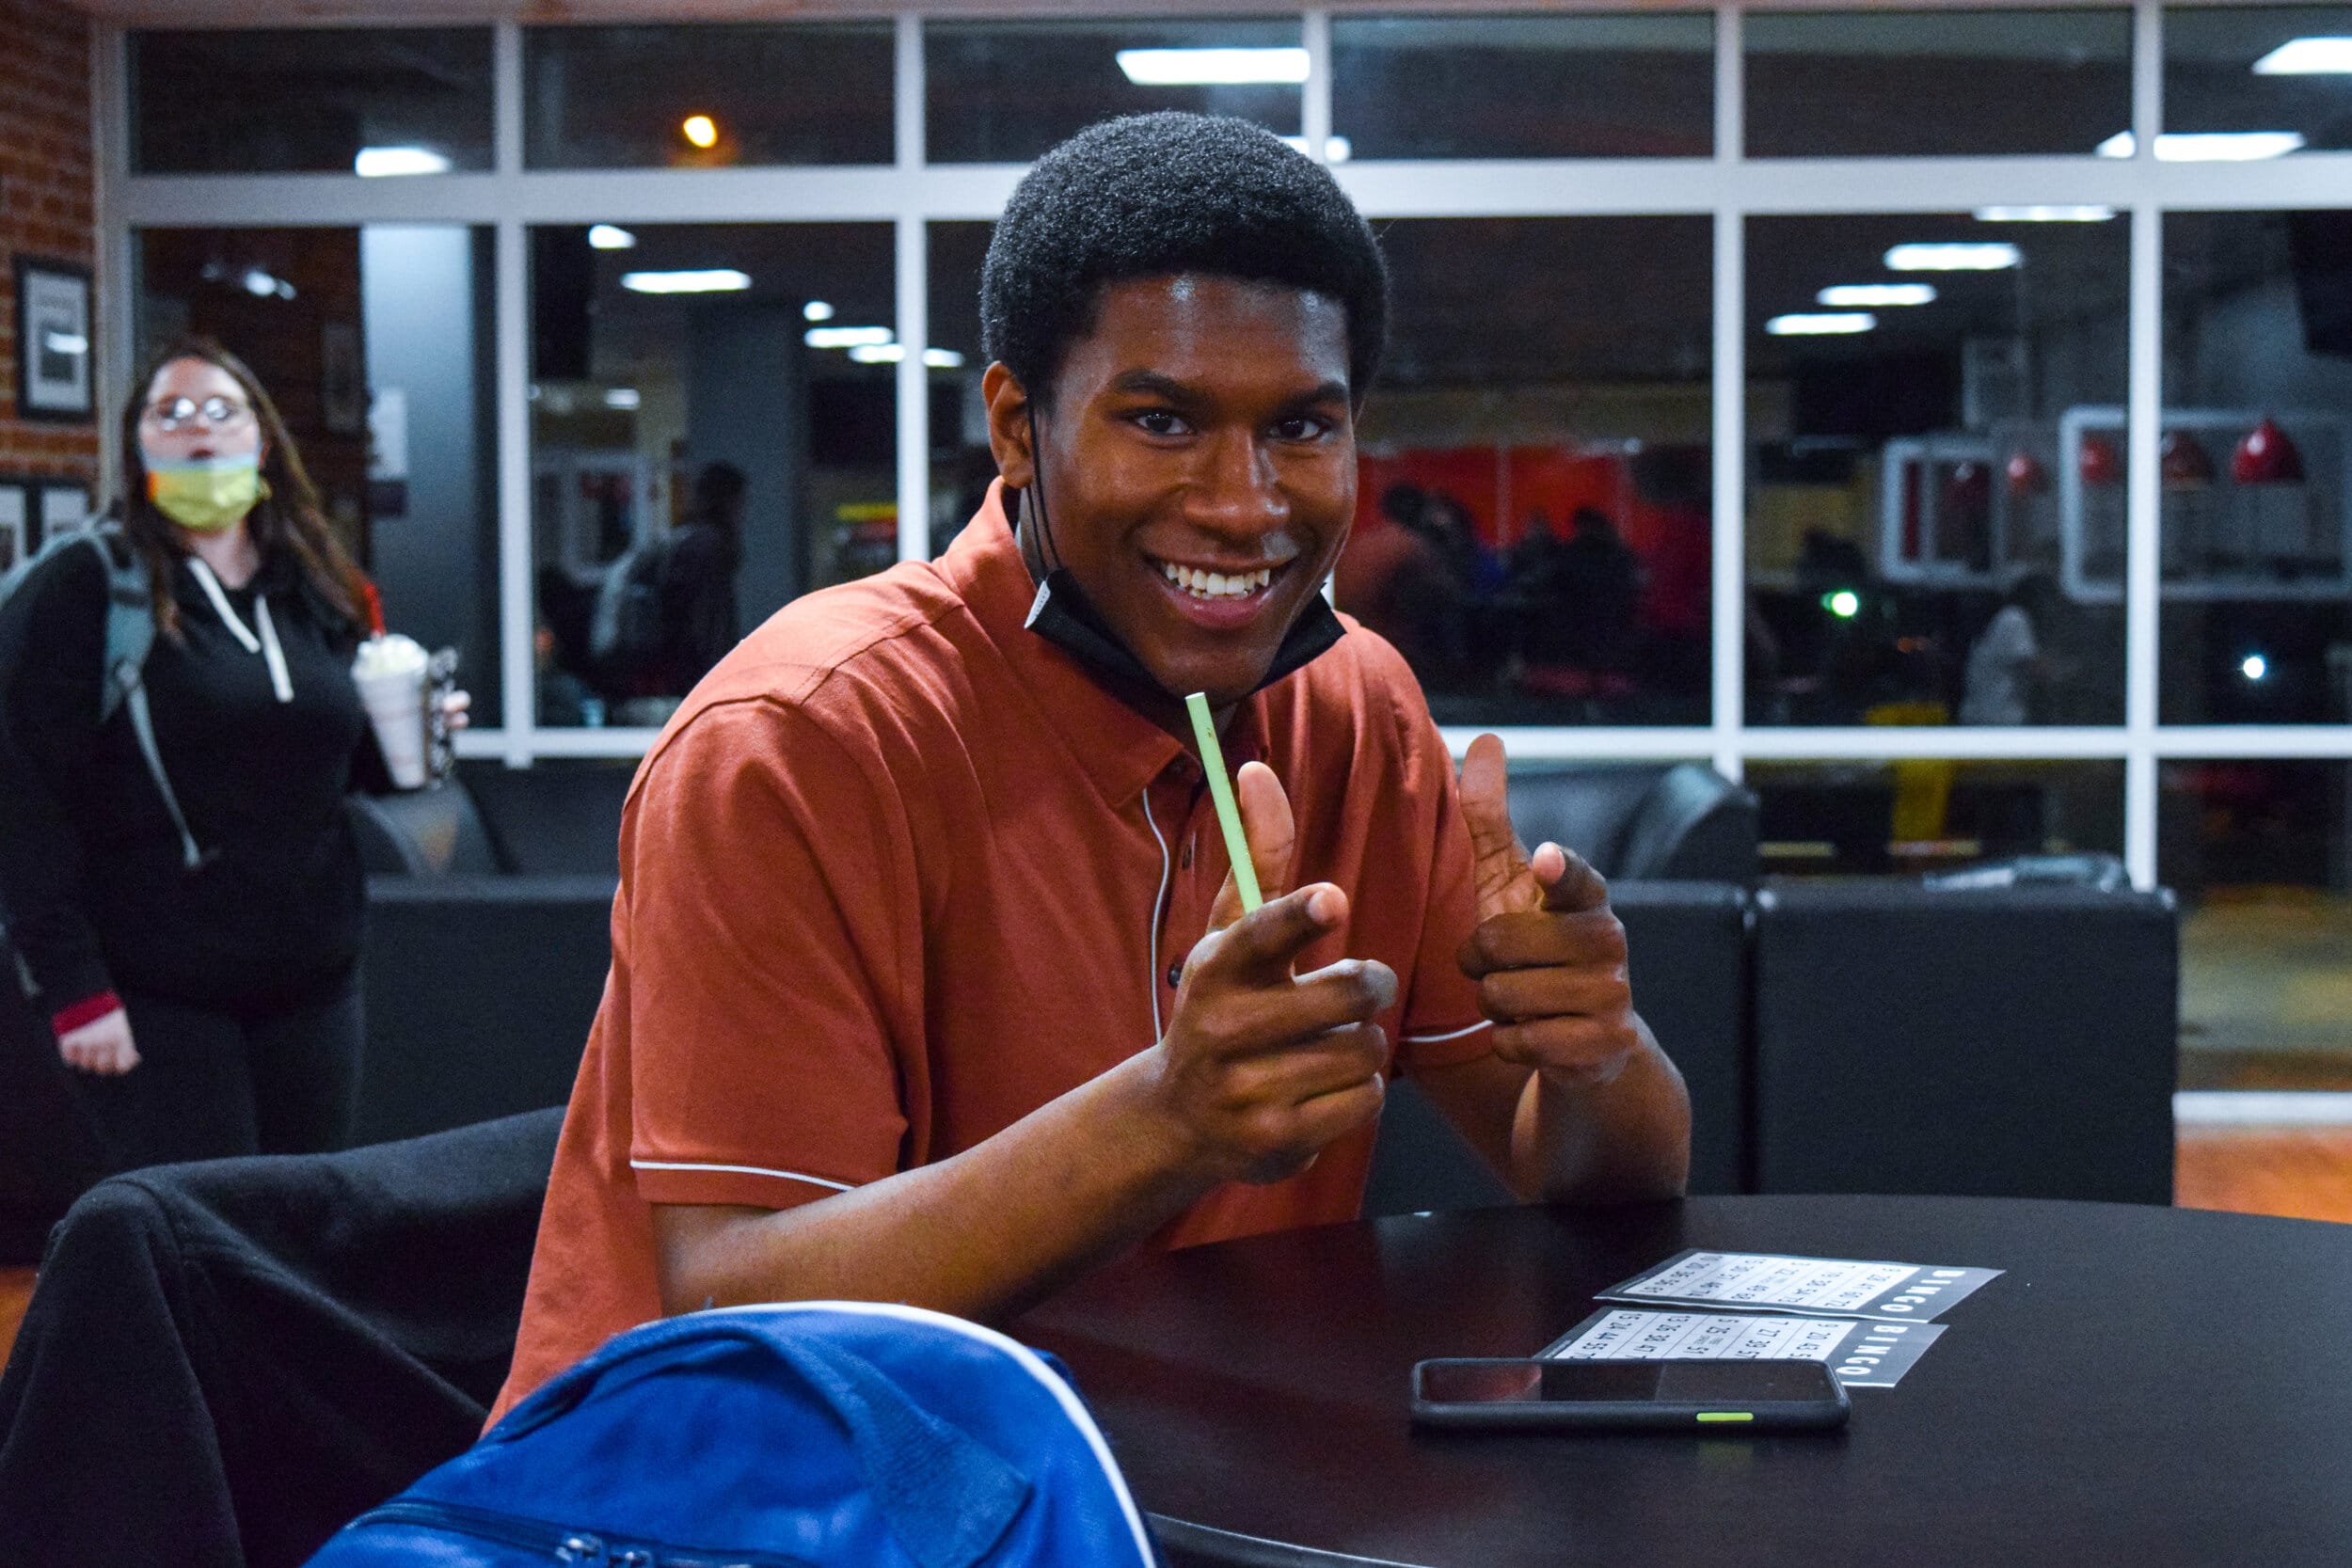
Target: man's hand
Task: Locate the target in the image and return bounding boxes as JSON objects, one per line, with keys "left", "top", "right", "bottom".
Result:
{"left": 1454, "top": 734, "right": 1642, "bottom": 1086}
{"left": 1146, "top": 761, "right": 1393, "bottom": 1186}
{"left": 57, "top": 1006, "right": 140, "bottom": 1076}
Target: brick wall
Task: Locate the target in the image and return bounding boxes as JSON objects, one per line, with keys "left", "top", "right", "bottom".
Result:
{"left": 0, "top": 0, "right": 95, "bottom": 562}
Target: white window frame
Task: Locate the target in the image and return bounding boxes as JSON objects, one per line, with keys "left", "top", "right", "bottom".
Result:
{"left": 94, "top": 3, "right": 2352, "bottom": 887}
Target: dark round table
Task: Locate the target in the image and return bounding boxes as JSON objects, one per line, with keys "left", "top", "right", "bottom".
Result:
{"left": 1014, "top": 1196, "right": 2352, "bottom": 1567}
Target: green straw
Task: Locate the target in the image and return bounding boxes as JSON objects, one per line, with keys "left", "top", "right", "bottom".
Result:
{"left": 1185, "top": 691, "right": 1263, "bottom": 912}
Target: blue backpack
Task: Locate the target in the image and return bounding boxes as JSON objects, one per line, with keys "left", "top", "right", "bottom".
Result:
{"left": 307, "top": 1302, "right": 1163, "bottom": 1568}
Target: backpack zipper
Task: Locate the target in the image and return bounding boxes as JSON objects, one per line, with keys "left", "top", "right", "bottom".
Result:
{"left": 347, "top": 1497, "right": 818, "bottom": 1566}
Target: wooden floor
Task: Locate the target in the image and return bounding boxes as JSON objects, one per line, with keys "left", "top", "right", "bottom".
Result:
{"left": 0, "top": 1267, "right": 31, "bottom": 1370}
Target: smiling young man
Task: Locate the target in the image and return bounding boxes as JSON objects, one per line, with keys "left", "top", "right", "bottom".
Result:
{"left": 492, "top": 114, "right": 1689, "bottom": 1421}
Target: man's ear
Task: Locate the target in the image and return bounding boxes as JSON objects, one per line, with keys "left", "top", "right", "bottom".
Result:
{"left": 982, "top": 362, "right": 1035, "bottom": 490}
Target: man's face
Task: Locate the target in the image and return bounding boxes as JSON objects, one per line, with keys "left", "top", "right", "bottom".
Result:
{"left": 986, "top": 274, "right": 1358, "bottom": 706}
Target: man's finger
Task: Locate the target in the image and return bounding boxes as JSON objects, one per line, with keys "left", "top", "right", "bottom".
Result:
{"left": 1459, "top": 907, "right": 1628, "bottom": 976}
{"left": 1205, "top": 761, "right": 1298, "bottom": 936}
{"left": 1456, "top": 733, "right": 1525, "bottom": 877}
{"left": 1198, "top": 883, "right": 1348, "bottom": 986}
{"left": 1531, "top": 842, "right": 1611, "bottom": 915}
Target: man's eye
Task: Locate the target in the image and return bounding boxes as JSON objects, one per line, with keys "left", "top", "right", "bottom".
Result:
{"left": 1134, "top": 411, "right": 1190, "bottom": 437}
{"left": 1271, "top": 416, "right": 1330, "bottom": 442}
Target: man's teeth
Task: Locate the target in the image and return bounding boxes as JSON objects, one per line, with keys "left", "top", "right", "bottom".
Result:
{"left": 1158, "top": 562, "right": 1276, "bottom": 598}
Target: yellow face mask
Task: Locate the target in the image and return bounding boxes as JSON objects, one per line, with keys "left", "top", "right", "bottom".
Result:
{"left": 147, "top": 458, "right": 266, "bottom": 533}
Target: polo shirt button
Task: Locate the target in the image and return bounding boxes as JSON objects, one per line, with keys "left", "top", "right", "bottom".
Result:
{"left": 1166, "top": 963, "right": 1183, "bottom": 990}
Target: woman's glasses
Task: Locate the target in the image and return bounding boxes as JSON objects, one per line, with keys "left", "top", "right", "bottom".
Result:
{"left": 143, "top": 395, "right": 253, "bottom": 433}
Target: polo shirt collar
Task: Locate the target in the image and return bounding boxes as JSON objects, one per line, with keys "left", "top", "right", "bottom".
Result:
{"left": 939, "top": 482, "right": 1281, "bottom": 807}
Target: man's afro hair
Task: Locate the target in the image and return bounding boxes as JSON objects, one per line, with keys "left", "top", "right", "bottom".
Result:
{"left": 980, "top": 112, "right": 1388, "bottom": 405}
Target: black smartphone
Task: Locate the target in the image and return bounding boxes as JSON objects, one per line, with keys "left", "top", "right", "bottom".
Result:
{"left": 1410, "top": 1357, "right": 1851, "bottom": 1432}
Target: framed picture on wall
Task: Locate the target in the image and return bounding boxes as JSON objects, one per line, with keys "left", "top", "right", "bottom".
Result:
{"left": 37, "top": 477, "right": 92, "bottom": 538}
{"left": 13, "top": 257, "right": 93, "bottom": 421}
{"left": 0, "top": 481, "right": 27, "bottom": 573}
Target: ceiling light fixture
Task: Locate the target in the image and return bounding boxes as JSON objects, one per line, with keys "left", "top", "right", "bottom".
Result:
{"left": 1974, "top": 206, "right": 2117, "bottom": 223}
{"left": 2096, "top": 130, "right": 2306, "bottom": 160}
{"left": 803, "top": 300, "right": 835, "bottom": 322}
{"left": 1767, "top": 312, "right": 1877, "bottom": 336}
{"left": 849, "top": 344, "right": 906, "bottom": 363}
{"left": 682, "top": 115, "right": 721, "bottom": 150}
{"left": 1818, "top": 284, "right": 1938, "bottom": 308}
{"left": 804, "top": 325, "right": 895, "bottom": 349}
{"left": 620, "top": 269, "right": 751, "bottom": 294}
{"left": 588, "top": 225, "right": 638, "bottom": 250}
{"left": 355, "top": 146, "right": 452, "bottom": 178}
{"left": 922, "top": 349, "right": 965, "bottom": 369}
{"left": 1884, "top": 243, "right": 2022, "bottom": 272}
{"left": 2252, "top": 37, "right": 2352, "bottom": 74}
{"left": 1115, "top": 46, "right": 1310, "bottom": 86}
{"left": 604, "top": 388, "right": 642, "bottom": 410}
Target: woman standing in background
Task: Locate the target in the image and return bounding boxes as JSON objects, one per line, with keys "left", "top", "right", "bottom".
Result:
{"left": 0, "top": 338, "right": 462, "bottom": 1169}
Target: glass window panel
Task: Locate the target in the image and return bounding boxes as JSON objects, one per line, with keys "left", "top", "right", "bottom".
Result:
{"left": 1750, "top": 758, "right": 2124, "bottom": 877}
{"left": 2161, "top": 211, "right": 2352, "bottom": 724}
{"left": 528, "top": 223, "right": 895, "bottom": 729}
{"left": 1358, "top": 216, "right": 1713, "bottom": 726}
{"left": 2163, "top": 761, "right": 2352, "bottom": 1091}
{"left": 928, "top": 222, "right": 997, "bottom": 559}
{"left": 1330, "top": 13, "right": 1713, "bottom": 160}
{"left": 524, "top": 24, "right": 894, "bottom": 169}
{"left": 135, "top": 226, "right": 502, "bottom": 723}
{"left": 131, "top": 29, "right": 492, "bottom": 175}
{"left": 926, "top": 17, "right": 1302, "bottom": 165}
{"left": 1744, "top": 10, "right": 2133, "bottom": 158}
{"left": 1746, "top": 214, "right": 2129, "bottom": 727}
{"left": 2167, "top": 7, "right": 2352, "bottom": 155}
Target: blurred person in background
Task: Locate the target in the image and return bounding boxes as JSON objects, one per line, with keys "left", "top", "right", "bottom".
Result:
{"left": 0, "top": 338, "right": 466, "bottom": 1172}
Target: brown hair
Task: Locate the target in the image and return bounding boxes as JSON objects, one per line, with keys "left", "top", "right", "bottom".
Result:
{"left": 116, "top": 336, "right": 360, "bottom": 640}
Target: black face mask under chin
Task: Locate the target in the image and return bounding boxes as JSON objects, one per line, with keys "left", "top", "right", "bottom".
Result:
{"left": 1011, "top": 485, "right": 1347, "bottom": 735}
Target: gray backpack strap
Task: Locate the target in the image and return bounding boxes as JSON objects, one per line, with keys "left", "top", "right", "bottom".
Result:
{"left": 83, "top": 530, "right": 201, "bottom": 870}
{"left": 123, "top": 680, "right": 203, "bottom": 870}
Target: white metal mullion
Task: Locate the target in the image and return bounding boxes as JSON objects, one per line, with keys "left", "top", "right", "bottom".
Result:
{"left": 1302, "top": 10, "right": 1333, "bottom": 160}
{"left": 1712, "top": 1, "right": 1744, "bottom": 781}
{"left": 492, "top": 21, "right": 532, "bottom": 765}
{"left": 2123, "top": 0, "right": 2164, "bottom": 889}
{"left": 895, "top": 14, "right": 930, "bottom": 564}
{"left": 91, "top": 22, "right": 131, "bottom": 490}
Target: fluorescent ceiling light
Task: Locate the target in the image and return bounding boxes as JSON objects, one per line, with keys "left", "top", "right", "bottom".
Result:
{"left": 1884, "top": 243, "right": 2021, "bottom": 272}
{"left": 804, "top": 325, "right": 894, "bottom": 349}
{"left": 922, "top": 349, "right": 965, "bottom": 369}
{"left": 241, "top": 267, "right": 294, "bottom": 300}
{"left": 2097, "top": 130, "right": 2306, "bottom": 160}
{"left": 354, "top": 146, "right": 451, "bottom": 178}
{"left": 42, "top": 332, "right": 87, "bottom": 356}
{"left": 849, "top": 343, "right": 906, "bottom": 363}
{"left": 1767, "top": 312, "right": 1876, "bottom": 336}
{"left": 1818, "top": 283, "right": 1937, "bottom": 308}
{"left": 587, "top": 225, "right": 637, "bottom": 250}
{"left": 621, "top": 269, "right": 751, "bottom": 294}
{"left": 1975, "top": 205, "right": 2117, "bottom": 223}
{"left": 803, "top": 300, "right": 835, "bottom": 322}
{"left": 1280, "top": 135, "right": 1354, "bottom": 162}
{"left": 1116, "top": 46, "right": 1309, "bottom": 86}
{"left": 2253, "top": 37, "right": 2352, "bottom": 74}
{"left": 603, "top": 388, "right": 641, "bottom": 409}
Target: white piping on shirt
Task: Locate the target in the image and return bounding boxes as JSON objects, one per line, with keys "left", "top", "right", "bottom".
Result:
{"left": 629, "top": 1157, "right": 855, "bottom": 1194}
{"left": 1140, "top": 787, "right": 1173, "bottom": 1041}
{"left": 186, "top": 555, "right": 293, "bottom": 703}
{"left": 1403, "top": 1019, "right": 1494, "bottom": 1045}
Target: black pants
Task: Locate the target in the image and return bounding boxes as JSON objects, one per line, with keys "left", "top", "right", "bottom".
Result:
{"left": 69, "top": 969, "right": 363, "bottom": 1171}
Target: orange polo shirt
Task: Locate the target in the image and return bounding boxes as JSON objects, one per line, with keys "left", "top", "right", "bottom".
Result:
{"left": 491, "top": 484, "right": 1495, "bottom": 1421}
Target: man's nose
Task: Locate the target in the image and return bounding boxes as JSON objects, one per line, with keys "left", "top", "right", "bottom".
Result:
{"left": 1185, "top": 428, "right": 1287, "bottom": 536}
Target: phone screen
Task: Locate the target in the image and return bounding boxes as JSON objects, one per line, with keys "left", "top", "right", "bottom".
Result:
{"left": 1417, "top": 1359, "right": 1838, "bottom": 1405}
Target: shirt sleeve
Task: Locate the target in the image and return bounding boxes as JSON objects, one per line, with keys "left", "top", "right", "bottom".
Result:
{"left": 1392, "top": 710, "right": 1495, "bottom": 1074}
{"left": 622, "top": 695, "right": 923, "bottom": 1212}
{"left": 0, "top": 544, "right": 119, "bottom": 1020}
